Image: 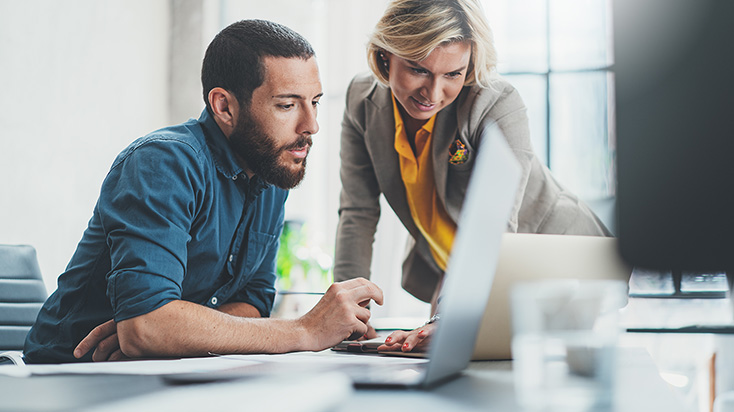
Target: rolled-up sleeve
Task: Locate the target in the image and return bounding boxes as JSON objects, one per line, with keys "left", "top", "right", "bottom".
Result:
{"left": 99, "top": 137, "right": 204, "bottom": 321}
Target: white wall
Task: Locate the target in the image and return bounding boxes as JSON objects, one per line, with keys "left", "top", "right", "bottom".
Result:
{"left": 0, "top": 0, "right": 429, "bottom": 317}
{"left": 0, "top": 1, "right": 171, "bottom": 291}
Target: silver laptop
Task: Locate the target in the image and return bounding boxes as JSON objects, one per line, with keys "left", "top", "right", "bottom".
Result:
{"left": 471, "top": 233, "right": 632, "bottom": 361}
{"left": 166, "top": 129, "right": 521, "bottom": 388}
{"left": 337, "top": 128, "right": 522, "bottom": 387}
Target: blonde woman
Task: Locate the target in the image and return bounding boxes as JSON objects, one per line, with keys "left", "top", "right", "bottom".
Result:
{"left": 334, "top": 0, "right": 609, "bottom": 352}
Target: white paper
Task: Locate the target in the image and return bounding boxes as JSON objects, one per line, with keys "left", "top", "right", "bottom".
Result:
{"left": 0, "top": 356, "right": 259, "bottom": 377}
{"left": 215, "top": 350, "right": 428, "bottom": 365}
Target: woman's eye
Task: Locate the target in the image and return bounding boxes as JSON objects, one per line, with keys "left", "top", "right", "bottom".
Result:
{"left": 410, "top": 67, "right": 428, "bottom": 75}
{"left": 446, "top": 72, "right": 462, "bottom": 79}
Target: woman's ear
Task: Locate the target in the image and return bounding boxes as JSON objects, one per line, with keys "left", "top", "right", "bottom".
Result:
{"left": 379, "top": 51, "right": 390, "bottom": 73}
{"left": 208, "top": 87, "right": 239, "bottom": 134}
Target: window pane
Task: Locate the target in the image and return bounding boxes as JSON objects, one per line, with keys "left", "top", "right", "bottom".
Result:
{"left": 549, "top": 71, "right": 614, "bottom": 198}
{"left": 502, "top": 74, "right": 548, "bottom": 164}
{"left": 483, "top": 0, "right": 548, "bottom": 73}
{"left": 549, "top": 0, "right": 611, "bottom": 71}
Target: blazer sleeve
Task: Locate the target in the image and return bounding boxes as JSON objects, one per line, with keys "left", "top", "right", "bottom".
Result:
{"left": 333, "top": 77, "right": 382, "bottom": 282}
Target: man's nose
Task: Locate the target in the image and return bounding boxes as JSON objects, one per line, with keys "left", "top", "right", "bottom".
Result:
{"left": 299, "top": 105, "right": 319, "bottom": 136}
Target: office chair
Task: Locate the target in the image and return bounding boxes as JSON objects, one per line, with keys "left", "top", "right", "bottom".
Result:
{"left": 0, "top": 244, "right": 48, "bottom": 365}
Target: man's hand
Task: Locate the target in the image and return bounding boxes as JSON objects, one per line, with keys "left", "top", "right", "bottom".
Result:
{"left": 297, "top": 278, "right": 383, "bottom": 351}
{"left": 74, "top": 319, "right": 128, "bottom": 362}
{"left": 359, "top": 323, "right": 379, "bottom": 340}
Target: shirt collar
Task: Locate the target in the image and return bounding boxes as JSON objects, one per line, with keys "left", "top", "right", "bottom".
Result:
{"left": 391, "top": 93, "right": 436, "bottom": 135}
{"left": 199, "top": 108, "right": 243, "bottom": 179}
{"left": 391, "top": 93, "right": 437, "bottom": 161}
{"left": 198, "top": 108, "right": 271, "bottom": 194}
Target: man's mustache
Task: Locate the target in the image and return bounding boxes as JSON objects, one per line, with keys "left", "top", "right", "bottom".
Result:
{"left": 281, "top": 135, "right": 313, "bottom": 152}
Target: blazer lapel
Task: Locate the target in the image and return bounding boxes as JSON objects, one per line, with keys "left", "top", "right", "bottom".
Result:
{"left": 364, "top": 85, "right": 419, "bottom": 237}
{"left": 431, "top": 101, "right": 458, "bottom": 209}
{"left": 362, "top": 85, "right": 464, "bottom": 235}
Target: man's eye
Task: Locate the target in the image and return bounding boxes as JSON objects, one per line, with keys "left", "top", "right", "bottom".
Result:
{"left": 278, "top": 104, "right": 294, "bottom": 110}
{"left": 312, "top": 100, "right": 321, "bottom": 107}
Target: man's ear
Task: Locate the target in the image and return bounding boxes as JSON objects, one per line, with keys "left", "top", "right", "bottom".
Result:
{"left": 208, "top": 87, "right": 239, "bottom": 135}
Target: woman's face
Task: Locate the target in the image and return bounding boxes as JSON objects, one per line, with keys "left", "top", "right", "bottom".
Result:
{"left": 386, "top": 41, "right": 472, "bottom": 122}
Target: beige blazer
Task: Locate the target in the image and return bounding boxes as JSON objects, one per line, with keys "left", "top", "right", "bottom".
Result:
{"left": 334, "top": 73, "right": 609, "bottom": 302}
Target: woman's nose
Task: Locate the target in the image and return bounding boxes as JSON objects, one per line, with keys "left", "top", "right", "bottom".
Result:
{"left": 421, "top": 78, "right": 441, "bottom": 103}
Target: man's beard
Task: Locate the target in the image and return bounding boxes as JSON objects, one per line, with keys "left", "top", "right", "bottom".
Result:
{"left": 228, "top": 107, "right": 311, "bottom": 189}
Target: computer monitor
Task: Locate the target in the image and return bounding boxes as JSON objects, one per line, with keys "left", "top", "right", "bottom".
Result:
{"left": 614, "top": 0, "right": 734, "bottom": 272}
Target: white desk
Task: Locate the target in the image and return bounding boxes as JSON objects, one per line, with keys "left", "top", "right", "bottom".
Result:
{"left": 334, "top": 348, "right": 688, "bottom": 412}
{"left": 0, "top": 348, "right": 687, "bottom": 412}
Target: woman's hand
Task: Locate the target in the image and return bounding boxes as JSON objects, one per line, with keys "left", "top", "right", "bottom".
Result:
{"left": 376, "top": 322, "right": 437, "bottom": 353}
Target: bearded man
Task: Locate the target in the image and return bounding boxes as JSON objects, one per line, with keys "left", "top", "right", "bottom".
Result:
{"left": 23, "top": 19, "right": 382, "bottom": 364}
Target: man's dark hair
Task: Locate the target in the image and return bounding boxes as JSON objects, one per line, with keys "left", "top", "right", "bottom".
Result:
{"left": 201, "top": 19, "right": 315, "bottom": 110}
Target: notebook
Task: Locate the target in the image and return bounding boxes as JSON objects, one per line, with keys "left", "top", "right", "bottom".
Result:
{"left": 471, "top": 233, "right": 633, "bottom": 360}
{"left": 330, "top": 128, "right": 523, "bottom": 387}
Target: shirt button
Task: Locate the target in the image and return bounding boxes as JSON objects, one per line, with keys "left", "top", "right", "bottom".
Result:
{"left": 228, "top": 254, "right": 234, "bottom": 262}
{"left": 232, "top": 175, "right": 238, "bottom": 181}
{"left": 211, "top": 296, "right": 218, "bottom": 305}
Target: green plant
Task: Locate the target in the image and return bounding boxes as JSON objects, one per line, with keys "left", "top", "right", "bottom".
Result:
{"left": 276, "top": 220, "right": 332, "bottom": 290}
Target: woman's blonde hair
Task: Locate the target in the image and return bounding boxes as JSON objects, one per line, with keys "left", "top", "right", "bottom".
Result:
{"left": 367, "top": 0, "right": 497, "bottom": 87}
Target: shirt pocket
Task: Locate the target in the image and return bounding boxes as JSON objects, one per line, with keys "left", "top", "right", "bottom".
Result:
{"left": 243, "top": 230, "right": 278, "bottom": 277}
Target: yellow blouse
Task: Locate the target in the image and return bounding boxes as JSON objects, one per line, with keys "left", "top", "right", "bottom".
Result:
{"left": 392, "top": 94, "right": 457, "bottom": 270}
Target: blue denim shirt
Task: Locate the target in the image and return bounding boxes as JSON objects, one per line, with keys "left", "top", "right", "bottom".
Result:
{"left": 24, "top": 109, "right": 287, "bottom": 363}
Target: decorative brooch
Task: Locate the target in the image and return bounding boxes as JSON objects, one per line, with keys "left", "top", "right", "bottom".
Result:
{"left": 448, "top": 139, "right": 468, "bottom": 165}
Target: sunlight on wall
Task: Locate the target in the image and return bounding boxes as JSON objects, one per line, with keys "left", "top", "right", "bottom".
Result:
{"left": 0, "top": 0, "right": 170, "bottom": 292}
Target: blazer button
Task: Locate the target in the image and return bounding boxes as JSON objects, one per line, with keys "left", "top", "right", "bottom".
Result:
{"left": 211, "top": 296, "right": 218, "bottom": 305}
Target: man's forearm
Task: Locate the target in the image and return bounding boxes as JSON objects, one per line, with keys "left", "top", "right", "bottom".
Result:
{"left": 116, "top": 278, "right": 384, "bottom": 359}
{"left": 217, "top": 302, "right": 262, "bottom": 318}
{"left": 117, "top": 300, "right": 306, "bottom": 358}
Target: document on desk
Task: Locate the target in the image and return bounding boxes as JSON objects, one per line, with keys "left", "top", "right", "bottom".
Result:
{"left": 0, "top": 351, "right": 425, "bottom": 379}
{"left": 0, "top": 356, "right": 259, "bottom": 377}
{"left": 215, "top": 350, "right": 428, "bottom": 365}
